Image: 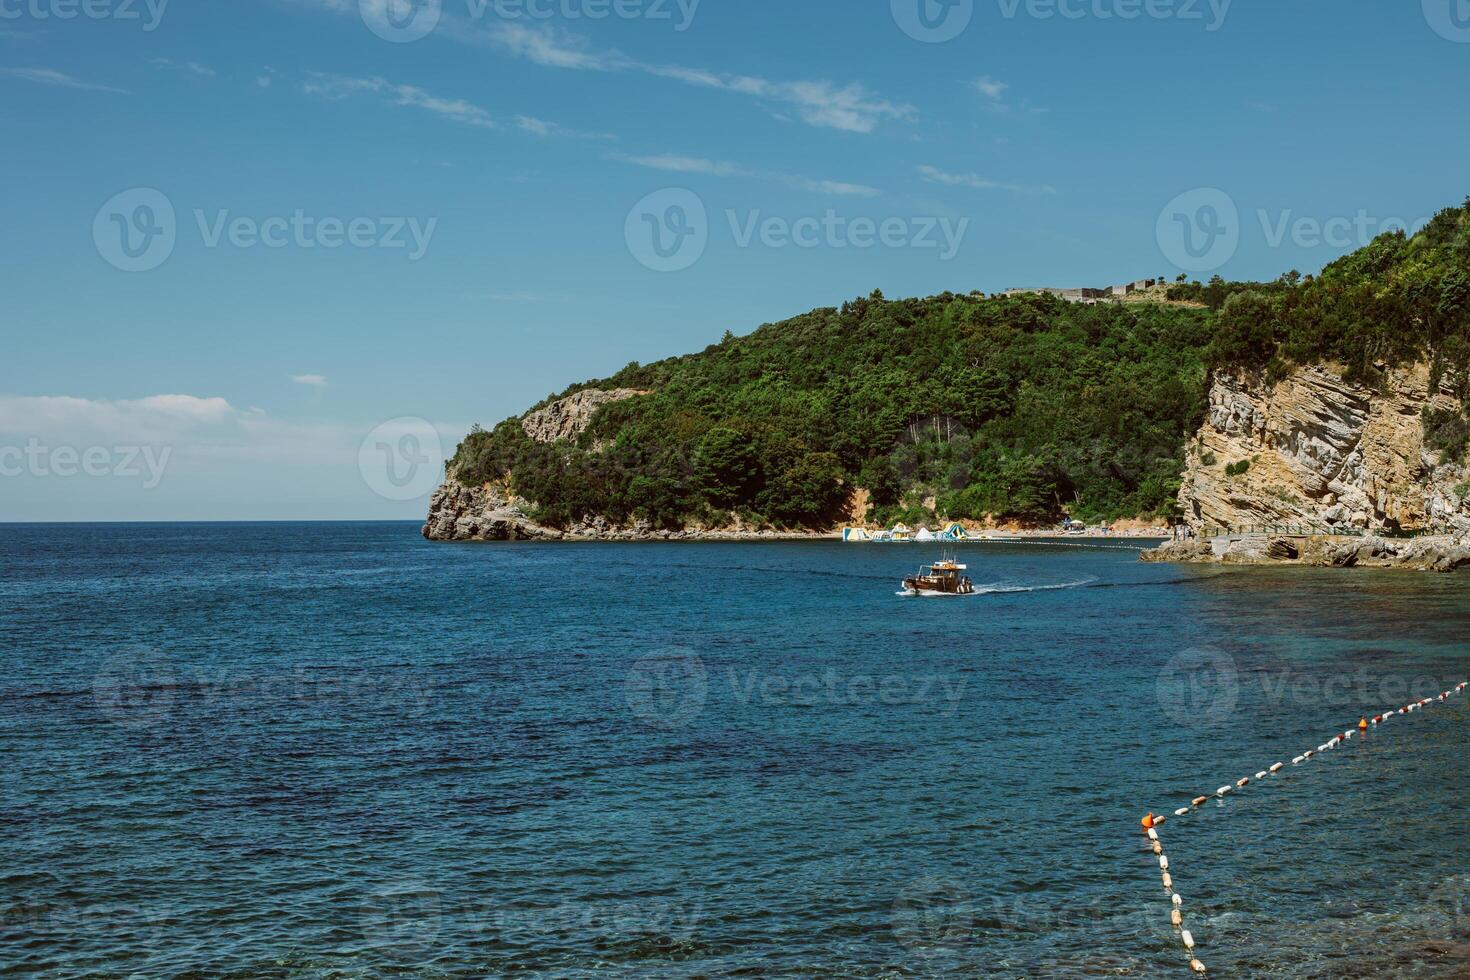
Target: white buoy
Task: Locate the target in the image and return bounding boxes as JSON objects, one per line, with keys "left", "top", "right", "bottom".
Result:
{"left": 1147, "top": 828, "right": 1159, "bottom": 841}
{"left": 1182, "top": 929, "right": 1195, "bottom": 950}
{"left": 1160, "top": 855, "right": 1169, "bottom": 871}
{"left": 1255, "top": 771, "right": 1268, "bottom": 780}
{"left": 1175, "top": 807, "right": 1190, "bottom": 817}
{"left": 1217, "top": 785, "right": 1232, "bottom": 797}
{"left": 1172, "top": 893, "right": 1183, "bottom": 908}
{"left": 1292, "top": 755, "right": 1304, "bottom": 764}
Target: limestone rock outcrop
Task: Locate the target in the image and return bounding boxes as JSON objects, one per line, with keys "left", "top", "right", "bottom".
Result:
{"left": 421, "top": 480, "right": 563, "bottom": 542}
{"left": 1178, "top": 363, "right": 1470, "bottom": 535}
{"left": 520, "top": 388, "right": 647, "bottom": 444}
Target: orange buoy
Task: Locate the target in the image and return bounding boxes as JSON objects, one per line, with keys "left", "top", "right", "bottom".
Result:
{"left": 1192, "top": 796, "right": 1209, "bottom": 807}
{"left": 1236, "top": 777, "right": 1249, "bottom": 788}
{"left": 1163, "top": 871, "right": 1173, "bottom": 890}
{"left": 1190, "top": 957, "right": 1207, "bottom": 973}
{"left": 1171, "top": 907, "right": 1182, "bottom": 927}
{"left": 1359, "top": 718, "right": 1369, "bottom": 731}
{"left": 1142, "top": 812, "right": 1155, "bottom": 831}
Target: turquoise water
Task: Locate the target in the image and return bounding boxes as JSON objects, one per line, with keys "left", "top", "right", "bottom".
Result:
{"left": 2, "top": 523, "right": 1468, "bottom": 977}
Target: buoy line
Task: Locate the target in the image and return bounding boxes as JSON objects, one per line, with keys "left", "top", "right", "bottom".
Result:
{"left": 1138, "top": 679, "right": 1469, "bottom": 974}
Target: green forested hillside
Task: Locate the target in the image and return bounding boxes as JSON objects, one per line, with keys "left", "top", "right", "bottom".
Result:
{"left": 450, "top": 200, "right": 1470, "bottom": 531}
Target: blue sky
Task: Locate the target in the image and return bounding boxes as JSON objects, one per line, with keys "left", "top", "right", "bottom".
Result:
{"left": 2, "top": 0, "right": 1469, "bottom": 520}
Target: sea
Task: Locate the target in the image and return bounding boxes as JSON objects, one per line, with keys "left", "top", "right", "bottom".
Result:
{"left": 2, "top": 522, "right": 1468, "bottom": 978}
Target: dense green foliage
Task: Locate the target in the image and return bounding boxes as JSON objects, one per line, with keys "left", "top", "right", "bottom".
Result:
{"left": 450, "top": 200, "right": 1470, "bottom": 530}
{"left": 1202, "top": 201, "right": 1470, "bottom": 388}
{"left": 452, "top": 291, "right": 1212, "bottom": 529}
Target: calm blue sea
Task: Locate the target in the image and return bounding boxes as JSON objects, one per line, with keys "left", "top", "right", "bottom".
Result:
{"left": 2, "top": 523, "right": 1469, "bottom": 977}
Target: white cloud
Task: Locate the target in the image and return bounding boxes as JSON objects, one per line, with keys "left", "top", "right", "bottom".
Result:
{"left": 284, "top": 2, "right": 911, "bottom": 134}
{"left": 514, "top": 114, "right": 614, "bottom": 140}
{"left": 0, "top": 67, "right": 129, "bottom": 94}
{"left": 970, "top": 75, "right": 1046, "bottom": 115}
{"left": 615, "top": 154, "right": 751, "bottom": 178}
{"left": 917, "top": 164, "right": 1055, "bottom": 195}
{"left": 0, "top": 393, "right": 458, "bottom": 469}
{"left": 614, "top": 153, "right": 881, "bottom": 198}
{"left": 291, "top": 374, "right": 329, "bottom": 388}
{"left": 151, "top": 58, "right": 217, "bottom": 77}
{"left": 300, "top": 72, "right": 497, "bottom": 129}
{"left": 973, "top": 75, "right": 1009, "bottom": 102}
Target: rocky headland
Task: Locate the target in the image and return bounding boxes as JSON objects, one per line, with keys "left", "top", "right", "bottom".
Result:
{"left": 1144, "top": 361, "right": 1470, "bottom": 571}
{"left": 423, "top": 388, "right": 829, "bottom": 542}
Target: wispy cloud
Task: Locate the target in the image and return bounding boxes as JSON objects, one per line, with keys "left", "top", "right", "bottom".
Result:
{"left": 300, "top": 72, "right": 497, "bottom": 129}
{"left": 974, "top": 75, "right": 1009, "bottom": 103}
{"left": 0, "top": 67, "right": 129, "bottom": 94}
{"left": 287, "top": 2, "right": 912, "bottom": 134}
{"left": 917, "top": 164, "right": 1055, "bottom": 195}
{"left": 971, "top": 75, "right": 1046, "bottom": 114}
{"left": 151, "top": 58, "right": 217, "bottom": 78}
{"left": 614, "top": 152, "right": 881, "bottom": 197}
{"left": 291, "top": 374, "right": 329, "bottom": 388}
{"left": 514, "top": 114, "right": 613, "bottom": 140}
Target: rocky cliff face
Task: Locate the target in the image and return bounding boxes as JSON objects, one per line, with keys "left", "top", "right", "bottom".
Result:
{"left": 520, "top": 388, "right": 647, "bottom": 444}
{"left": 1178, "top": 363, "right": 1470, "bottom": 534}
{"left": 424, "top": 387, "right": 647, "bottom": 541}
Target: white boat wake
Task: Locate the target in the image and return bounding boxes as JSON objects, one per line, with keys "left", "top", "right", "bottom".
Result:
{"left": 897, "top": 576, "right": 1098, "bottom": 597}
